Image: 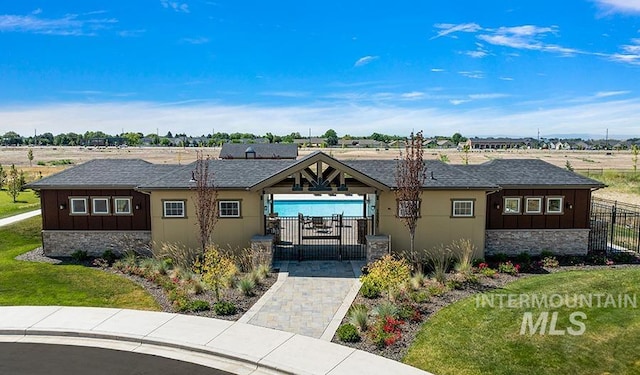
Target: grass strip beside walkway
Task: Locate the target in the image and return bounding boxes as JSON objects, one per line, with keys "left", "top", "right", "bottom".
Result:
{"left": 404, "top": 268, "right": 640, "bottom": 375}
{"left": 0, "top": 217, "right": 160, "bottom": 310}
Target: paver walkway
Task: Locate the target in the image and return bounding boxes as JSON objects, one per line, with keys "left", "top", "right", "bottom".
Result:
{"left": 239, "top": 260, "right": 364, "bottom": 340}
{"left": 0, "top": 209, "right": 40, "bottom": 228}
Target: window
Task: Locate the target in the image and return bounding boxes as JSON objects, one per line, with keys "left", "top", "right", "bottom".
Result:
{"left": 92, "top": 197, "right": 110, "bottom": 215}
{"left": 503, "top": 197, "right": 521, "bottom": 214}
{"left": 69, "top": 197, "right": 88, "bottom": 214}
{"left": 163, "top": 200, "right": 185, "bottom": 218}
{"left": 397, "top": 200, "right": 420, "bottom": 218}
{"left": 546, "top": 197, "right": 564, "bottom": 214}
{"left": 452, "top": 200, "right": 474, "bottom": 217}
{"left": 219, "top": 200, "right": 241, "bottom": 218}
{"left": 525, "top": 197, "right": 543, "bottom": 214}
{"left": 114, "top": 197, "right": 132, "bottom": 215}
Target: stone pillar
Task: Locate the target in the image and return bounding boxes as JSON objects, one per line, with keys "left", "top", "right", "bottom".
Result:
{"left": 366, "top": 235, "right": 390, "bottom": 263}
{"left": 250, "top": 235, "right": 274, "bottom": 266}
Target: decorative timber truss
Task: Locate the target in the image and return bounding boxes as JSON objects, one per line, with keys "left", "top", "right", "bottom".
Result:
{"left": 251, "top": 152, "right": 389, "bottom": 194}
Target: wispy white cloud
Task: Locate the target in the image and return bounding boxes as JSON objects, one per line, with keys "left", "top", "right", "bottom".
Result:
{"left": 0, "top": 13, "right": 117, "bottom": 36}
{"left": 161, "top": 0, "right": 190, "bottom": 13}
{"left": 596, "top": 90, "right": 631, "bottom": 98}
{"left": 468, "top": 93, "right": 510, "bottom": 100}
{"left": 431, "top": 68, "right": 445, "bottom": 72}
{"left": 477, "top": 25, "right": 579, "bottom": 55}
{"left": 354, "top": 55, "right": 379, "bottom": 67}
{"left": 610, "top": 39, "right": 640, "bottom": 65}
{"left": 31, "top": 8, "right": 42, "bottom": 15}
{"left": 499, "top": 77, "right": 514, "bottom": 81}
{"left": 458, "top": 70, "right": 484, "bottom": 79}
{"left": 594, "top": 0, "right": 640, "bottom": 14}
{"left": 431, "top": 23, "right": 482, "bottom": 40}
{"left": 2, "top": 98, "right": 640, "bottom": 138}
{"left": 401, "top": 91, "right": 425, "bottom": 99}
{"left": 260, "top": 91, "right": 310, "bottom": 98}
{"left": 449, "top": 99, "right": 470, "bottom": 105}
{"left": 465, "top": 50, "right": 488, "bottom": 58}
{"left": 118, "top": 29, "right": 146, "bottom": 37}
{"left": 181, "top": 36, "right": 209, "bottom": 44}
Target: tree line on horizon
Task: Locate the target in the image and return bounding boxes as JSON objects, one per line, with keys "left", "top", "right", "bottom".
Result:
{"left": 1, "top": 129, "right": 637, "bottom": 149}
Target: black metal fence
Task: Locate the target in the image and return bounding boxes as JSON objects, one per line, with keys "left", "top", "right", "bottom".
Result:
{"left": 268, "top": 215, "right": 372, "bottom": 261}
{"left": 590, "top": 198, "right": 640, "bottom": 253}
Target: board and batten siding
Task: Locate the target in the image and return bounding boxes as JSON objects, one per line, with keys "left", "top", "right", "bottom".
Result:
{"left": 40, "top": 189, "right": 151, "bottom": 231}
{"left": 376, "top": 190, "right": 487, "bottom": 257}
{"left": 150, "top": 190, "right": 263, "bottom": 251}
{"left": 485, "top": 189, "right": 591, "bottom": 230}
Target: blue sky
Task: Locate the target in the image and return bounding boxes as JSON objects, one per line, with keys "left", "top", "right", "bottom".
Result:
{"left": 1, "top": 0, "right": 640, "bottom": 138}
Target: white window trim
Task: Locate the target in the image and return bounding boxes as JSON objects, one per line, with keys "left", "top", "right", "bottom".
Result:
{"left": 397, "top": 199, "right": 420, "bottom": 218}
{"left": 503, "top": 197, "right": 521, "bottom": 214}
{"left": 546, "top": 196, "right": 564, "bottom": 214}
{"left": 113, "top": 197, "right": 133, "bottom": 215}
{"left": 219, "top": 200, "right": 241, "bottom": 218}
{"left": 163, "top": 200, "right": 186, "bottom": 218}
{"left": 92, "top": 197, "right": 110, "bottom": 215}
{"left": 525, "top": 197, "right": 543, "bottom": 214}
{"left": 452, "top": 200, "right": 474, "bottom": 217}
{"left": 69, "top": 197, "right": 88, "bottom": 215}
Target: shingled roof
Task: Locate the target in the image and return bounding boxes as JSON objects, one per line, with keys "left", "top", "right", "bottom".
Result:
{"left": 463, "top": 159, "right": 605, "bottom": 188}
{"left": 219, "top": 143, "right": 298, "bottom": 159}
{"left": 26, "top": 159, "right": 176, "bottom": 189}
{"left": 343, "top": 160, "right": 498, "bottom": 190}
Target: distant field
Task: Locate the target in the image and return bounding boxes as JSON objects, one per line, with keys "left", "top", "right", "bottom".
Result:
{"left": 2, "top": 145, "right": 638, "bottom": 204}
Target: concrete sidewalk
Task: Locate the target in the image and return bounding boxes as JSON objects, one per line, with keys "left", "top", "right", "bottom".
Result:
{"left": 0, "top": 306, "right": 431, "bottom": 375}
{"left": 0, "top": 209, "right": 41, "bottom": 228}
{"left": 239, "top": 261, "right": 364, "bottom": 341}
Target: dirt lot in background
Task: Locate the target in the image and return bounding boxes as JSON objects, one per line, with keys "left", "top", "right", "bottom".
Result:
{"left": 3, "top": 145, "right": 637, "bottom": 204}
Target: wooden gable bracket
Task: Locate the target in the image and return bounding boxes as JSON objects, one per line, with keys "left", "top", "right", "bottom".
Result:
{"left": 292, "top": 172, "right": 302, "bottom": 191}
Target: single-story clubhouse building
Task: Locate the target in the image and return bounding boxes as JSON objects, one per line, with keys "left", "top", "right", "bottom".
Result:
{"left": 27, "top": 151, "right": 604, "bottom": 262}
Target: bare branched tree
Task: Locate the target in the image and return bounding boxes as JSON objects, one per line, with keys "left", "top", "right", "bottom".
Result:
{"left": 192, "top": 151, "right": 219, "bottom": 253}
{"left": 395, "top": 131, "right": 427, "bottom": 263}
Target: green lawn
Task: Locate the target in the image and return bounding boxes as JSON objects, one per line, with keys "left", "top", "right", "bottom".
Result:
{"left": 404, "top": 269, "right": 640, "bottom": 375}
{"left": 0, "top": 216, "right": 160, "bottom": 310}
{"left": 0, "top": 189, "right": 40, "bottom": 219}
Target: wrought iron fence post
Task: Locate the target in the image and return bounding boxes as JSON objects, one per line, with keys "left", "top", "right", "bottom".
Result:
{"left": 609, "top": 201, "right": 617, "bottom": 252}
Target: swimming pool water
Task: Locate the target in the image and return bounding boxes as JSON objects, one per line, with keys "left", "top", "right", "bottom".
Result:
{"left": 273, "top": 200, "right": 364, "bottom": 217}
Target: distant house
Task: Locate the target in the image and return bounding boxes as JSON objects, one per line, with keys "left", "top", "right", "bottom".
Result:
{"left": 337, "top": 139, "right": 386, "bottom": 148}
{"left": 468, "top": 137, "right": 531, "bottom": 149}
{"left": 436, "top": 140, "right": 454, "bottom": 149}
{"left": 219, "top": 143, "right": 298, "bottom": 159}
{"left": 293, "top": 138, "right": 326, "bottom": 147}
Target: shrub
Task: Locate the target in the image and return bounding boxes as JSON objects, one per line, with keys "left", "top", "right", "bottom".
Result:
{"left": 337, "top": 324, "right": 361, "bottom": 342}
{"left": 373, "top": 301, "right": 399, "bottom": 320}
{"left": 70, "top": 250, "right": 89, "bottom": 263}
{"left": 516, "top": 252, "right": 532, "bottom": 265}
{"left": 410, "top": 290, "right": 430, "bottom": 303}
{"left": 450, "top": 239, "right": 475, "bottom": 274}
{"left": 425, "top": 280, "right": 447, "bottom": 296}
{"left": 409, "top": 271, "right": 426, "bottom": 290}
{"left": 249, "top": 269, "right": 264, "bottom": 285}
{"left": 92, "top": 258, "right": 109, "bottom": 269}
{"left": 446, "top": 273, "right": 467, "bottom": 290}
{"left": 361, "top": 281, "right": 381, "bottom": 299}
{"left": 542, "top": 256, "right": 560, "bottom": 268}
{"left": 213, "top": 301, "right": 237, "bottom": 316}
{"left": 256, "top": 263, "right": 271, "bottom": 279}
{"left": 368, "top": 316, "right": 404, "bottom": 348}
{"left": 540, "top": 250, "right": 554, "bottom": 258}
{"left": 237, "top": 276, "right": 256, "bottom": 296}
{"left": 360, "top": 255, "right": 411, "bottom": 299}
{"left": 101, "top": 249, "right": 118, "bottom": 265}
{"left": 194, "top": 245, "right": 238, "bottom": 301}
{"left": 348, "top": 304, "right": 369, "bottom": 332}
{"left": 186, "top": 299, "right": 210, "bottom": 312}
{"left": 498, "top": 261, "right": 520, "bottom": 275}
{"left": 153, "top": 242, "right": 202, "bottom": 271}
{"left": 183, "top": 278, "right": 206, "bottom": 295}
{"left": 479, "top": 266, "right": 497, "bottom": 278}
{"left": 493, "top": 253, "right": 508, "bottom": 263}
{"left": 425, "top": 245, "right": 452, "bottom": 284}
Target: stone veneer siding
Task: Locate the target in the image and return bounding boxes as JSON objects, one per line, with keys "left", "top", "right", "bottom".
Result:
{"left": 366, "top": 235, "right": 390, "bottom": 263}
{"left": 485, "top": 229, "right": 590, "bottom": 256}
{"left": 250, "top": 235, "right": 274, "bottom": 266}
{"left": 42, "top": 230, "right": 152, "bottom": 257}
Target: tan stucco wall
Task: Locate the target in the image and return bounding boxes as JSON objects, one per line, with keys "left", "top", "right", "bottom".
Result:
{"left": 150, "top": 190, "right": 263, "bottom": 251}
{"left": 377, "top": 190, "right": 487, "bottom": 257}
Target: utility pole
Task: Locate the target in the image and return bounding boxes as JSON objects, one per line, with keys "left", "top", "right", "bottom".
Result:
{"left": 606, "top": 128, "right": 609, "bottom": 149}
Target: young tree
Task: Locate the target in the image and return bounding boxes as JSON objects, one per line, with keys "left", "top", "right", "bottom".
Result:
{"left": 395, "top": 131, "right": 428, "bottom": 261}
{"left": 27, "top": 149, "right": 34, "bottom": 167}
{"left": 461, "top": 144, "right": 470, "bottom": 165}
{"left": 6, "top": 164, "right": 22, "bottom": 202}
{"left": 0, "top": 164, "right": 5, "bottom": 190}
{"left": 633, "top": 145, "right": 639, "bottom": 173}
{"left": 192, "top": 151, "right": 219, "bottom": 252}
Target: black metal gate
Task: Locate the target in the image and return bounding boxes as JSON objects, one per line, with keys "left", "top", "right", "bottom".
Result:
{"left": 590, "top": 198, "right": 640, "bottom": 254}
{"left": 268, "top": 214, "right": 371, "bottom": 260}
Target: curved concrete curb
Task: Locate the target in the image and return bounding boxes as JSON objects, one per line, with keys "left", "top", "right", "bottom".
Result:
{"left": 0, "top": 306, "right": 432, "bottom": 375}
